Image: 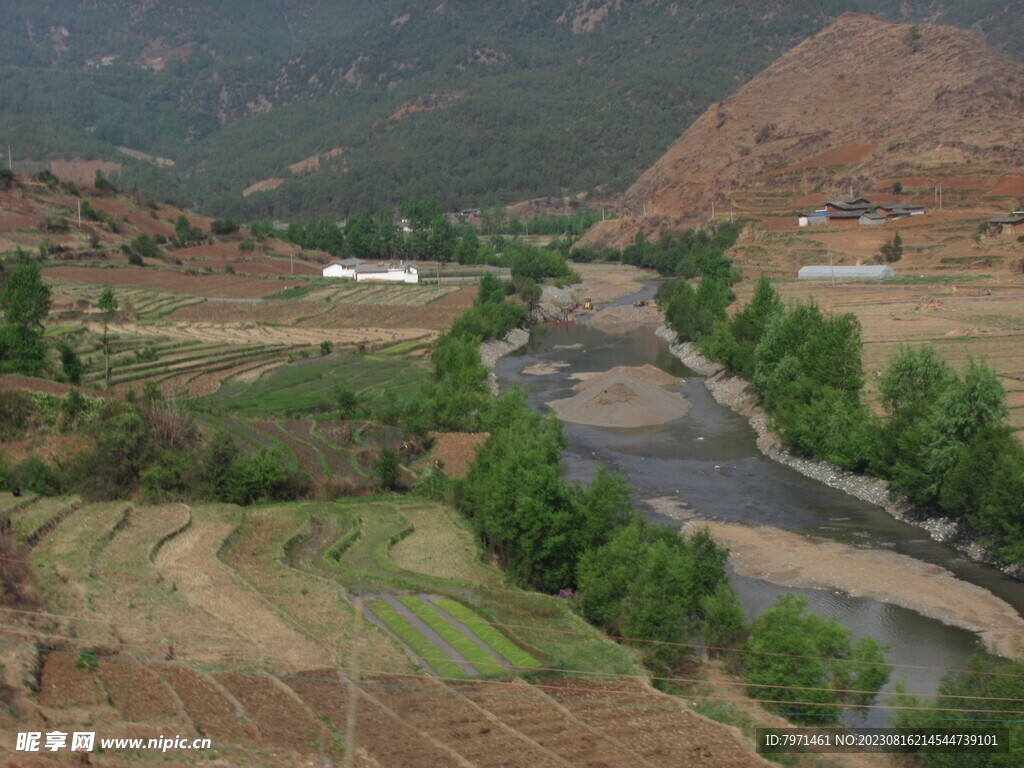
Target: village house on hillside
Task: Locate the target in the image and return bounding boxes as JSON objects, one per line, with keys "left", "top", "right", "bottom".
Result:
{"left": 322, "top": 258, "right": 364, "bottom": 278}
{"left": 986, "top": 213, "right": 1024, "bottom": 237}
{"left": 321, "top": 258, "right": 419, "bottom": 283}
{"left": 798, "top": 197, "right": 927, "bottom": 227}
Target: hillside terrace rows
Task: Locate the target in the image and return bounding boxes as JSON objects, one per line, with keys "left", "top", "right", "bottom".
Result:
{"left": 0, "top": 491, "right": 771, "bottom": 766}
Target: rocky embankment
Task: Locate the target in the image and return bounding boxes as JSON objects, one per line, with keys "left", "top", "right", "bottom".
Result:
{"left": 655, "top": 325, "right": 1023, "bottom": 580}
{"left": 479, "top": 328, "right": 531, "bottom": 394}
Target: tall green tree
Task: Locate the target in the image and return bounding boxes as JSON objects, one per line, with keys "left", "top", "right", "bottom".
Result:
{"left": 0, "top": 260, "right": 52, "bottom": 375}
{"left": 744, "top": 594, "right": 890, "bottom": 725}
{"left": 97, "top": 287, "right": 118, "bottom": 389}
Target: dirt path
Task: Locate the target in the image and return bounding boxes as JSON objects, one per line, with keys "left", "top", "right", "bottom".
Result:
{"left": 153, "top": 505, "right": 332, "bottom": 670}
{"left": 685, "top": 519, "right": 1024, "bottom": 658}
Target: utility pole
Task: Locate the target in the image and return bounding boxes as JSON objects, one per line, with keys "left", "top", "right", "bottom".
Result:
{"left": 939, "top": 184, "right": 942, "bottom": 211}
{"left": 643, "top": 202, "right": 647, "bottom": 217}
{"left": 77, "top": 198, "right": 82, "bottom": 227}
{"left": 829, "top": 251, "right": 835, "bottom": 287}
{"left": 7, "top": 145, "right": 11, "bottom": 171}
{"left": 711, "top": 200, "right": 715, "bottom": 220}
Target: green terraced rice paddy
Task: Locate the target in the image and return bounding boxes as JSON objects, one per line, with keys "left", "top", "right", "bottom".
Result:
{"left": 397, "top": 596, "right": 510, "bottom": 676}
{"left": 366, "top": 599, "right": 468, "bottom": 679}
{"left": 432, "top": 598, "right": 541, "bottom": 670}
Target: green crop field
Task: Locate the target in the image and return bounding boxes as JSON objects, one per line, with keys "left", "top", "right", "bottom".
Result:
{"left": 397, "top": 595, "right": 515, "bottom": 676}
{"left": 269, "top": 281, "right": 459, "bottom": 306}
{"left": 202, "top": 350, "right": 430, "bottom": 416}
{"left": 365, "top": 599, "right": 468, "bottom": 679}
{"left": 431, "top": 598, "right": 541, "bottom": 670}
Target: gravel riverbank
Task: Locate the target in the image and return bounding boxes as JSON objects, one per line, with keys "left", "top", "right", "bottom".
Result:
{"left": 655, "top": 325, "right": 1023, "bottom": 580}
{"left": 479, "top": 328, "right": 531, "bottom": 394}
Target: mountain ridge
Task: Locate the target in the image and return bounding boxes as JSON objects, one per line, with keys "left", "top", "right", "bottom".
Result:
{"left": 1, "top": 2, "right": 1022, "bottom": 218}
{"left": 581, "top": 12, "right": 1024, "bottom": 245}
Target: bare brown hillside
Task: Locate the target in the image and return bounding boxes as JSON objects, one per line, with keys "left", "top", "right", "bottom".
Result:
{"left": 601, "top": 13, "right": 1024, "bottom": 234}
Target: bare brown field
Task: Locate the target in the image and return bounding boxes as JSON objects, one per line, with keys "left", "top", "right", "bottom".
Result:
{"left": 990, "top": 174, "right": 1024, "bottom": 196}
{"left": 48, "top": 159, "right": 123, "bottom": 185}
{"left": 730, "top": 211, "right": 1024, "bottom": 432}
{"left": 781, "top": 142, "right": 875, "bottom": 172}
{"left": 424, "top": 432, "right": 488, "bottom": 477}
{"left": 42, "top": 265, "right": 299, "bottom": 298}
{"left": 173, "top": 244, "right": 322, "bottom": 276}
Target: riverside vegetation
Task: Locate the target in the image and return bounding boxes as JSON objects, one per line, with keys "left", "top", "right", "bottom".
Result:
{"left": 611, "top": 222, "right": 1024, "bottom": 762}
{"left": 3, "top": 262, "right": 895, "bottom": 732}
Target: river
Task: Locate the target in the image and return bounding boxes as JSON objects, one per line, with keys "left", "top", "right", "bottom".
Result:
{"left": 493, "top": 284, "right": 1022, "bottom": 727}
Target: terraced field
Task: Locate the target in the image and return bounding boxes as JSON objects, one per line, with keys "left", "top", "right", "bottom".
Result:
{"left": 3, "top": 492, "right": 770, "bottom": 767}
{"left": 279, "top": 281, "right": 462, "bottom": 305}
{"left": 49, "top": 277, "right": 209, "bottom": 321}
{"left": 81, "top": 336, "right": 300, "bottom": 395}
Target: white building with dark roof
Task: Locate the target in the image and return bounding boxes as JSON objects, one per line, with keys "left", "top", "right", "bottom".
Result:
{"left": 322, "top": 258, "right": 364, "bottom": 278}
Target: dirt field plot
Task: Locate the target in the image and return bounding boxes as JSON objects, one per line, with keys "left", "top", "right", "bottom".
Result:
{"left": 452, "top": 677, "right": 652, "bottom": 768}
{"left": 543, "top": 678, "right": 769, "bottom": 768}
{"left": 154, "top": 504, "right": 332, "bottom": 671}
{"left": 96, "top": 655, "right": 185, "bottom": 722}
{"left": 36, "top": 650, "right": 107, "bottom": 707}
{"left": 214, "top": 671, "right": 325, "bottom": 755}
{"left": 158, "top": 665, "right": 261, "bottom": 744}
{"left": 367, "top": 674, "right": 566, "bottom": 768}
{"left": 48, "top": 278, "right": 207, "bottom": 321}
{"left": 43, "top": 265, "right": 301, "bottom": 299}
{"left": 286, "top": 668, "right": 470, "bottom": 768}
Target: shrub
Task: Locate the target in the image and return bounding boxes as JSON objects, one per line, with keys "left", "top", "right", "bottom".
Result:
{"left": 10, "top": 455, "right": 69, "bottom": 496}
{"left": 210, "top": 219, "right": 239, "bottom": 236}
{"left": 373, "top": 448, "right": 401, "bottom": 491}
{"left": 0, "top": 391, "right": 34, "bottom": 440}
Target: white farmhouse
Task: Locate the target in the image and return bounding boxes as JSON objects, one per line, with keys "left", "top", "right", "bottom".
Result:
{"left": 322, "top": 258, "right": 364, "bottom": 278}
{"left": 355, "top": 262, "right": 419, "bottom": 284}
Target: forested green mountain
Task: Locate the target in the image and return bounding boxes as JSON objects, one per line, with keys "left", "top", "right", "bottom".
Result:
{"left": 1, "top": 0, "right": 1020, "bottom": 219}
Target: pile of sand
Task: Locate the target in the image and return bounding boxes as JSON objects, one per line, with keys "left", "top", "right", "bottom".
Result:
{"left": 570, "top": 364, "right": 679, "bottom": 391}
{"left": 587, "top": 303, "right": 662, "bottom": 325}
{"left": 522, "top": 361, "right": 570, "bottom": 375}
{"left": 548, "top": 368, "right": 690, "bottom": 428}
{"left": 916, "top": 296, "right": 941, "bottom": 311}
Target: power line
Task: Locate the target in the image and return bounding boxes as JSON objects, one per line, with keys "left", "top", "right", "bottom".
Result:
{"left": 2, "top": 639, "right": 1023, "bottom": 723}
{"left": 4, "top": 548, "right": 1024, "bottom": 682}
{"left": 5, "top": 620, "right": 1024, "bottom": 712}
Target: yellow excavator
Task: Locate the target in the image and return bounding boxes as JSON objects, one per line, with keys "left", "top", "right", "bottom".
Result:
{"left": 583, "top": 297, "right": 593, "bottom": 310}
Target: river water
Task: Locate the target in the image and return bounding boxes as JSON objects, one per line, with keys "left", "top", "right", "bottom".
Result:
{"left": 493, "top": 286, "right": 1023, "bottom": 727}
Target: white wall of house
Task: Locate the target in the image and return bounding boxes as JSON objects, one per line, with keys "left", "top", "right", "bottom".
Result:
{"left": 322, "top": 263, "right": 356, "bottom": 278}
{"left": 355, "top": 266, "right": 419, "bottom": 284}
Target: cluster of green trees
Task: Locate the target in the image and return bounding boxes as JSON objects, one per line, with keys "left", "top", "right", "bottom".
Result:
{"left": 271, "top": 200, "right": 579, "bottom": 283}
{"left": 477, "top": 206, "right": 605, "bottom": 237}
{"left": 895, "top": 649, "right": 1024, "bottom": 767}
{"left": 0, "top": 259, "right": 52, "bottom": 376}
{"left": 655, "top": 231, "right": 1024, "bottom": 565}
{"left": 575, "top": 224, "right": 743, "bottom": 278}
{"left": 421, "top": 278, "right": 891, "bottom": 715}
{"left": 0, "top": 393, "right": 310, "bottom": 504}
